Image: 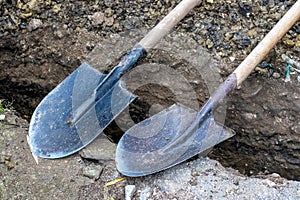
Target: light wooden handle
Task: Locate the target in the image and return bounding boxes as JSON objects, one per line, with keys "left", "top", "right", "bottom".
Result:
{"left": 138, "top": 0, "right": 201, "bottom": 51}
{"left": 233, "top": 0, "right": 300, "bottom": 86}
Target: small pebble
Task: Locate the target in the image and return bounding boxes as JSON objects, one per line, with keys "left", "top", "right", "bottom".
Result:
{"left": 270, "top": 173, "right": 281, "bottom": 178}
{"left": 0, "top": 114, "right": 5, "bottom": 121}
{"left": 52, "top": 4, "right": 61, "bottom": 13}
{"left": 241, "top": 112, "right": 257, "bottom": 122}
{"left": 262, "top": 179, "right": 276, "bottom": 187}
{"left": 54, "top": 30, "right": 64, "bottom": 39}
{"left": 272, "top": 72, "right": 280, "bottom": 79}
{"left": 205, "top": 39, "right": 214, "bottom": 48}
{"left": 91, "top": 12, "right": 105, "bottom": 25}
{"left": 27, "top": 18, "right": 43, "bottom": 31}
{"left": 6, "top": 115, "right": 17, "bottom": 125}
{"left": 82, "top": 165, "right": 103, "bottom": 180}
{"left": 104, "top": 17, "right": 114, "bottom": 27}
{"left": 125, "top": 185, "right": 136, "bottom": 200}
{"left": 229, "top": 56, "right": 235, "bottom": 62}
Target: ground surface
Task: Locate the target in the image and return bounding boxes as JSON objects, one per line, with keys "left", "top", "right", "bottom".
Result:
{"left": 1, "top": 110, "right": 300, "bottom": 199}
{"left": 0, "top": 0, "right": 300, "bottom": 199}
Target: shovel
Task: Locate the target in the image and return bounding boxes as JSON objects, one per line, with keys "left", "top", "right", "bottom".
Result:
{"left": 116, "top": 0, "right": 300, "bottom": 177}
{"left": 28, "top": 0, "right": 201, "bottom": 158}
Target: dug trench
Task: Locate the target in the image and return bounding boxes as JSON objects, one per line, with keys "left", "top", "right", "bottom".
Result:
{"left": 1, "top": 25, "right": 299, "bottom": 181}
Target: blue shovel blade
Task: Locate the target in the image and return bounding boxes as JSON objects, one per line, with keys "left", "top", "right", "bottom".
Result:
{"left": 116, "top": 104, "right": 235, "bottom": 177}
{"left": 28, "top": 62, "right": 136, "bottom": 158}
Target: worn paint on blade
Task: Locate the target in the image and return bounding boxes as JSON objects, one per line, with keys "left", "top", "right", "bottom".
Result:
{"left": 68, "top": 45, "right": 146, "bottom": 127}
{"left": 196, "top": 73, "right": 237, "bottom": 123}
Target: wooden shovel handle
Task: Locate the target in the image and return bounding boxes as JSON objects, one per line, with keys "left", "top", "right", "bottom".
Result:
{"left": 233, "top": 0, "right": 300, "bottom": 86}
{"left": 138, "top": 0, "right": 201, "bottom": 51}
{"left": 196, "top": 1, "right": 300, "bottom": 123}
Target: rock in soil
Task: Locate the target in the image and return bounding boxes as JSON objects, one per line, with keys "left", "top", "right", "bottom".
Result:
{"left": 79, "top": 135, "right": 116, "bottom": 162}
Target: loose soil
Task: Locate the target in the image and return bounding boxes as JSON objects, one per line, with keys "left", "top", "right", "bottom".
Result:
{"left": 0, "top": 0, "right": 299, "bottom": 193}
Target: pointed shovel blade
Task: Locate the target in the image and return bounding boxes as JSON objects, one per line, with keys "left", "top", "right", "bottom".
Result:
{"left": 116, "top": 104, "right": 235, "bottom": 177}
{"left": 28, "top": 62, "right": 136, "bottom": 158}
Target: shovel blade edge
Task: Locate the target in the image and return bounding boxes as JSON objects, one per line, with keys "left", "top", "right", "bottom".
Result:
{"left": 28, "top": 62, "right": 136, "bottom": 158}
{"left": 116, "top": 104, "right": 235, "bottom": 177}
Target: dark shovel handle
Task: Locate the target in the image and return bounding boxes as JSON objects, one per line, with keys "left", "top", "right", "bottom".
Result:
{"left": 96, "top": 0, "right": 201, "bottom": 95}
{"left": 73, "top": 0, "right": 201, "bottom": 125}
{"left": 95, "top": 0, "right": 201, "bottom": 99}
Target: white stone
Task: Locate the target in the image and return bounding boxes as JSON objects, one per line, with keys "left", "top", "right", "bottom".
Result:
{"left": 0, "top": 114, "right": 5, "bottom": 120}
{"left": 125, "top": 185, "right": 136, "bottom": 200}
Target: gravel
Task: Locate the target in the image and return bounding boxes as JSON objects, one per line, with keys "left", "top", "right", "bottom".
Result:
{"left": 1, "top": 0, "right": 299, "bottom": 65}
{"left": 128, "top": 158, "right": 300, "bottom": 199}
